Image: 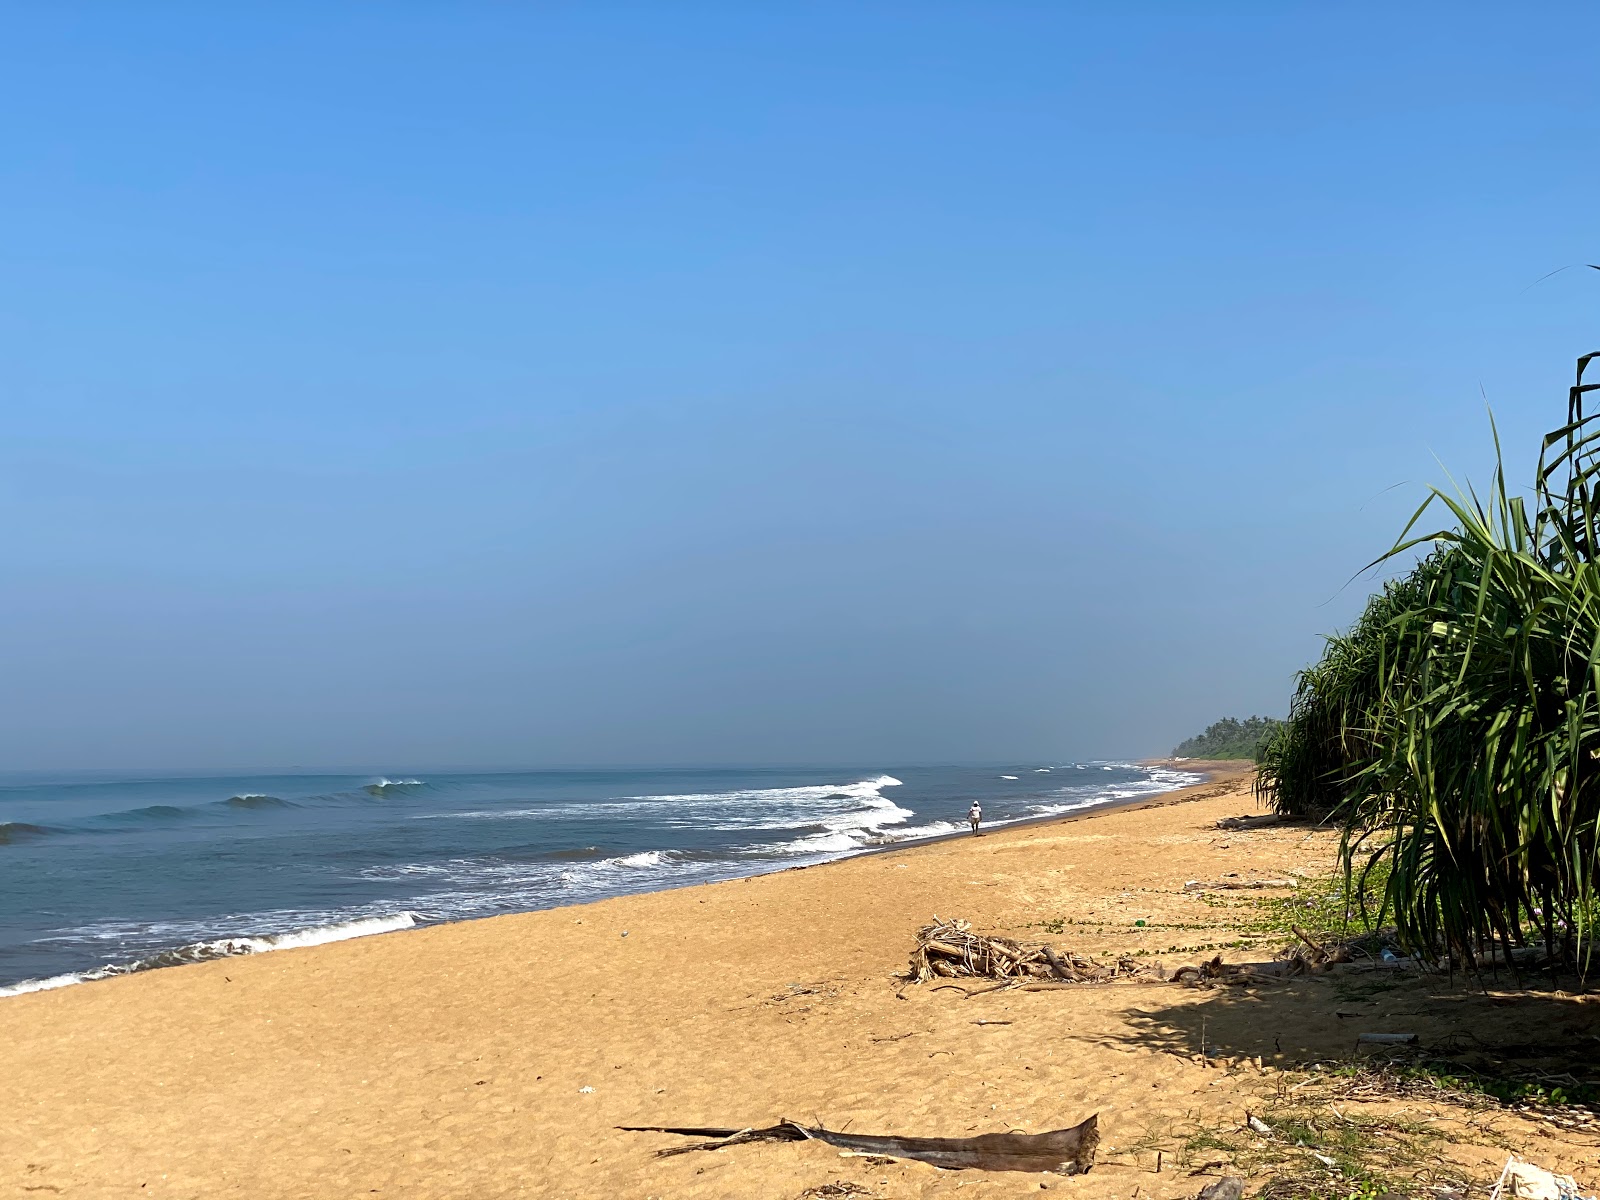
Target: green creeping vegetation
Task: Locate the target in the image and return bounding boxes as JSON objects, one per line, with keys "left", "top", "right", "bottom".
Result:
{"left": 1256, "top": 350, "right": 1600, "bottom": 980}
{"left": 1117, "top": 1071, "right": 1465, "bottom": 1200}
{"left": 1041, "top": 863, "right": 1596, "bottom": 1197}
{"left": 1334, "top": 1060, "right": 1600, "bottom": 1111}
{"left": 1242, "top": 865, "right": 1391, "bottom": 941}
{"left": 1034, "top": 867, "right": 1395, "bottom": 959}
{"left": 1120, "top": 1058, "right": 1594, "bottom": 1199}
{"left": 1173, "top": 716, "right": 1285, "bottom": 760}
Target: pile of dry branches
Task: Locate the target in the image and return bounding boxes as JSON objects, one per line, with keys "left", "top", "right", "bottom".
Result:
{"left": 909, "top": 917, "right": 1144, "bottom": 984}
{"left": 1275, "top": 925, "right": 1364, "bottom": 974}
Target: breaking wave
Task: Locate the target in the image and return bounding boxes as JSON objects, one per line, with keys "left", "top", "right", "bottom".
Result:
{"left": 343, "top": 847, "right": 727, "bottom": 924}
{"left": 0, "top": 822, "right": 56, "bottom": 845}
{"left": 1023, "top": 767, "right": 1203, "bottom": 818}
{"left": 0, "top": 765, "right": 1206, "bottom": 996}
{"left": 0, "top": 912, "right": 418, "bottom": 999}
{"left": 9, "top": 792, "right": 323, "bottom": 839}
{"left": 365, "top": 778, "right": 425, "bottom": 796}
{"left": 223, "top": 794, "right": 297, "bottom": 810}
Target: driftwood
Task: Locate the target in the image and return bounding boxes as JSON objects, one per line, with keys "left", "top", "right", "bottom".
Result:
{"left": 1170, "top": 940, "right": 1366, "bottom": 987}
{"left": 1282, "top": 925, "right": 1354, "bottom": 971}
{"left": 1173, "top": 954, "right": 1259, "bottom": 986}
{"left": 910, "top": 917, "right": 1143, "bottom": 984}
{"left": 621, "top": 1114, "right": 1099, "bottom": 1174}
{"left": 1171, "top": 953, "right": 1306, "bottom": 987}
{"left": 1183, "top": 877, "right": 1298, "bottom": 892}
{"left": 910, "top": 917, "right": 1368, "bottom": 995}
{"left": 1357, "top": 1032, "right": 1419, "bottom": 1046}
{"left": 1181, "top": 926, "right": 1369, "bottom": 984}
{"left": 1215, "top": 814, "right": 1281, "bottom": 831}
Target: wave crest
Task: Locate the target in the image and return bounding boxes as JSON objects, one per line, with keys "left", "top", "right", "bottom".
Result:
{"left": 365, "top": 778, "right": 425, "bottom": 796}
{"left": 0, "top": 822, "right": 55, "bottom": 845}
{"left": 222, "top": 794, "right": 296, "bottom": 810}
{"left": 0, "top": 913, "right": 419, "bottom": 999}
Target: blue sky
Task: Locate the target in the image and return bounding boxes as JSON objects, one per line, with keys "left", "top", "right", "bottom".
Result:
{"left": 3, "top": 6, "right": 1599, "bottom": 769}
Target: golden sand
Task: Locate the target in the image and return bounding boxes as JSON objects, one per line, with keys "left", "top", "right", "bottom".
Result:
{"left": 5, "top": 771, "right": 1598, "bottom": 1198}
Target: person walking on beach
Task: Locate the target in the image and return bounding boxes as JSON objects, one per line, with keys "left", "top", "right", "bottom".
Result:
{"left": 968, "top": 801, "right": 982, "bottom": 835}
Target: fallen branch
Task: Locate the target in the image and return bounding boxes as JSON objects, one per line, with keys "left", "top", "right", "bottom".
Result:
{"left": 621, "top": 1114, "right": 1100, "bottom": 1174}
{"left": 1183, "top": 878, "right": 1299, "bottom": 892}
{"left": 1171, "top": 954, "right": 1296, "bottom": 987}
{"left": 1290, "top": 925, "right": 1328, "bottom": 957}
{"left": 1215, "top": 814, "right": 1281, "bottom": 831}
{"left": 1275, "top": 928, "right": 1354, "bottom": 974}
{"left": 1356, "top": 1032, "right": 1419, "bottom": 1047}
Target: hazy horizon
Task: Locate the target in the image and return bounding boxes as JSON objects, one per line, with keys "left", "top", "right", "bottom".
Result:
{"left": 0, "top": 755, "right": 1197, "bottom": 780}
{"left": 6, "top": 7, "right": 1600, "bottom": 770}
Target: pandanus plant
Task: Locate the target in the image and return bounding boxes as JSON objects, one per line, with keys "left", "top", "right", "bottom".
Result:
{"left": 1257, "top": 351, "right": 1600, "bottom": 979}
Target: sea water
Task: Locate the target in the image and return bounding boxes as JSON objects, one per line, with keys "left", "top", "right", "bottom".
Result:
{"left": 0, "top": 762, "right": 1200, "bottom": 995}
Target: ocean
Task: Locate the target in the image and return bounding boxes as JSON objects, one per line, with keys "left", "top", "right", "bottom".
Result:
{"left": 0, "top": 761, "right": 1200, "bottom": 997}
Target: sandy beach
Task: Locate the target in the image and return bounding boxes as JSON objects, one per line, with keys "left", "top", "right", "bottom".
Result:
{"left": 6, "top": 768, "right": 1598, "bottom": 1199}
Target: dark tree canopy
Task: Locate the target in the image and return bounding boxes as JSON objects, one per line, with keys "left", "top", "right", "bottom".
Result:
{"left": 1171, "top": 716, "right": 1283, "bottom": 760}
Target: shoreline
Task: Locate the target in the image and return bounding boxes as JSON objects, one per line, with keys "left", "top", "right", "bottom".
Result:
{"left": 0, "top": 762, "right": 1245, "bottom": 999}
{"left": 849, "top": 759, "right": 1248, "bottom": 860}
{"left": 7, "top": 763, "right": 1594, "bottom": 1198}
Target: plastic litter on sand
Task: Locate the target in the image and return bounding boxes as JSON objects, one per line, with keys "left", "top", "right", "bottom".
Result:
{"left": 1489, "top": 1155, "right": 1595, "bottom": 1200}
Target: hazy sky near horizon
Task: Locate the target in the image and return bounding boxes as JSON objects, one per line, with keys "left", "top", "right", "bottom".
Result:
{"left": 4, "top": 6, "right": 1600, "bottom": 771}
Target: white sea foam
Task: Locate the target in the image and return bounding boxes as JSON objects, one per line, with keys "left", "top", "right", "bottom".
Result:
{"left": 407, "top": 768, "right": 1198, "bottom": 879}
{"left": 251, "top": 912, "right": 417, "bottom": 950}
{"left": 0, "top": 971, "right": 84, "bottom": 997}
{"left": 371, "top": 778, "right": 920, "bottom": 903}
{"left": 411, "top": 774, "right": 913, "bottom": 851}
{"left": 769, "top": 813, "right": 907, "bottom": 855}
{"left": 611, "top": 850, "right": 667, "bottom": 868}
{"left": 767, "top": 764, "right": 1197, "bottom": 852}
{"left": 345, "top": 847, "right": 721, "bottom": 923}
{"left": 3, "top": 767, "right": 1218, "bottom": 1000}
{"left": 1023, "top": 768, "right": 1204, "bottom": 819}
{"left": 1000, "top": 775, "right": 1019, "bottom": 780}
{"left": 634, "top": 774, "right": 904, "bottom": 808}
{"left": 413, "top": 775, "right": 907, "bottom": 828}
{"left": 879, "top": 819, "right": 963, "bottom": 841}
{"left": 0, "top": 912, "right": 418, "bottom": 999}
{"left": 694, "top": 779, "right": 912, "bottom": 850}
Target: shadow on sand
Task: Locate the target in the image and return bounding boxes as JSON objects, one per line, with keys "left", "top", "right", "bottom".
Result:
{"left": 1104, "top": 965, "right": 1600, "bottom": 1085}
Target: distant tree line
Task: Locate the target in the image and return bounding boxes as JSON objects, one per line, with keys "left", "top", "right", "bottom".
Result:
{"left": 1171, "top": 716, "right": 1284, "bottom": 761}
